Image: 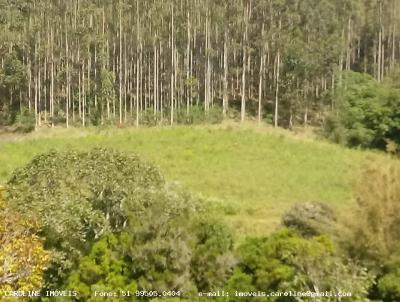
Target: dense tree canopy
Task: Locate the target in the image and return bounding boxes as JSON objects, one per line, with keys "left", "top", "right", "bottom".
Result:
{"left": 1, "top": 0, "right": 400, "bottom": 129}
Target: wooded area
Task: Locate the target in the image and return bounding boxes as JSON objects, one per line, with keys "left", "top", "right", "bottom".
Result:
{"left": 1, "top": 0, "right": 400, "bottom": 129}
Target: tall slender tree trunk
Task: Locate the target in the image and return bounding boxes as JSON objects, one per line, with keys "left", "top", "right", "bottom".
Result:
{"left": 82, "top": 61, "right": 86, "bottom": 127}
{"left": 241, "top": 1, "right": 249, "bottom": 122}
{"left": 274, "top": 49, "right": 280, "bottom": 128}
{"left": 258, "top": 23, "right": 265, "bottom": 124}
{"left": 50, "top": 28, "right": 54, "bottom": 127}
{"left": 135, "top": 0, "right": 140, "bottom": 127}
{"left": 378, "top": 0, "right": 383, "bottom": 82}
{"left": 119, "top": 6, "right": 123, "bottom": 124}
{"left": 154, "top": 43, "right": 158, "bottom": 116}
{"left": 186, "top": 11, "right": 191, "bottom": 115}
{"left": 204, "top": 7, "right": 210, "bottom": 113}
{"left": 223, "top": 29, "right": 228, "bottom": 117}
{"left": 170, "top": 4, "right": 175, "bottom": 126}
{"left": 258, "top": 58, "right": 266, "bottom": 125}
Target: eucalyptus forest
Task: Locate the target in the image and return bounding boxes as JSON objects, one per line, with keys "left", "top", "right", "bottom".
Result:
{"left": 1, "top": 0, "right": 400, "bottom": 302}
{"left": 0, "top": 0, "right": 399, "bottom": 130}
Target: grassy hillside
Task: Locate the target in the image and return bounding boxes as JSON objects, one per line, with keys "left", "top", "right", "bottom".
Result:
{"left": 0, "top": 124, "right": 388, "bottom": 236}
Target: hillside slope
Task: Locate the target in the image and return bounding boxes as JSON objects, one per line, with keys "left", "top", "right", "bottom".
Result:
{"left": 0, "top": 124, "right": 390, "bottom": 236}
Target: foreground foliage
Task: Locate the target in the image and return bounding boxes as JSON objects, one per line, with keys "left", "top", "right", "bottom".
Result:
{"left": 0, "top": 186, "right": 49, "bottom": 299}
{"left": 377, "top": 256, "right": 400, "bottom": 302}
{"left": 2, "top": 148, "right": 400, "bottom": 301}
{"left": 5, "top": 149, "right": 235, "bottom": 300}
{"left": 225, "top": 229, "right": 372, "bottom": 302}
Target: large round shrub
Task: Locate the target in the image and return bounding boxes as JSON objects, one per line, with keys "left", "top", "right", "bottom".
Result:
{"left": 281, "top": 201, "right": 336, "bottom": 237}
{"left": 6, "top": 148, "right": 164, "bottom": 286}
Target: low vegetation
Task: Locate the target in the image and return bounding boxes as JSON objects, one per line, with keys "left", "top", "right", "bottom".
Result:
{"left": 1, "top": 147, "right": 399, "bottom": 301}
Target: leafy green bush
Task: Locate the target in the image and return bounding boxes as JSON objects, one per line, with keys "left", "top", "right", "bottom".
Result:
{"left": 120, "top": 187, "right": 234, "bottom": 294}
{"left": 13, "top": 109, "right": 35, "bottom": 133}
{"left": 377, "top": 256, "right": 400, "bottom": 302}
{"left": 0, "top": 107, "right": 13, "bottom": 126}
{"left": 226, "top": 229, "right": 372, "bottom": 301}
{"left": 120, "top": 184, "right": 201, "bottom": 293}
{"left": 206, "top": 106, "right": 224, "bottom": 124}
{"left": 176, "top": 106, "right": 223, "bottom": 125}
{"left": 0, "top": 104, "right": 35, "bottom": 131}
{"left": 140, "top": 108, "right": 161, "bottom": 126}
{"left": 132, "top": 105, "right": 223, "bottom": 127}
{"left": 65, "top": 233, "right": 137, "bottom": 302}
{"left": 323, "top": 115, "right": 348, "bottom": 145}
{"left": 60, "top": 186, "right": 234, "bottom": 301}
{"left": 324, "top": 71, "right": 400, "bottom": 150}
{"left": 281, "top": 202, "right": 337, "bottom": 237}
{"left": 190, "top": 217, "right": 236, "bottom": 291}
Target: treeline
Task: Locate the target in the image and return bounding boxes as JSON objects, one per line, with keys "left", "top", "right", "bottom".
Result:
{"left": 1, "top": 0, "right": 400, "bottom": 129}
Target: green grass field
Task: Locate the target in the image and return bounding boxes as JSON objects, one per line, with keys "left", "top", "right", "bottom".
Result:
{"left": 0, "top": 123, "right": 389, "bottom": 237}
